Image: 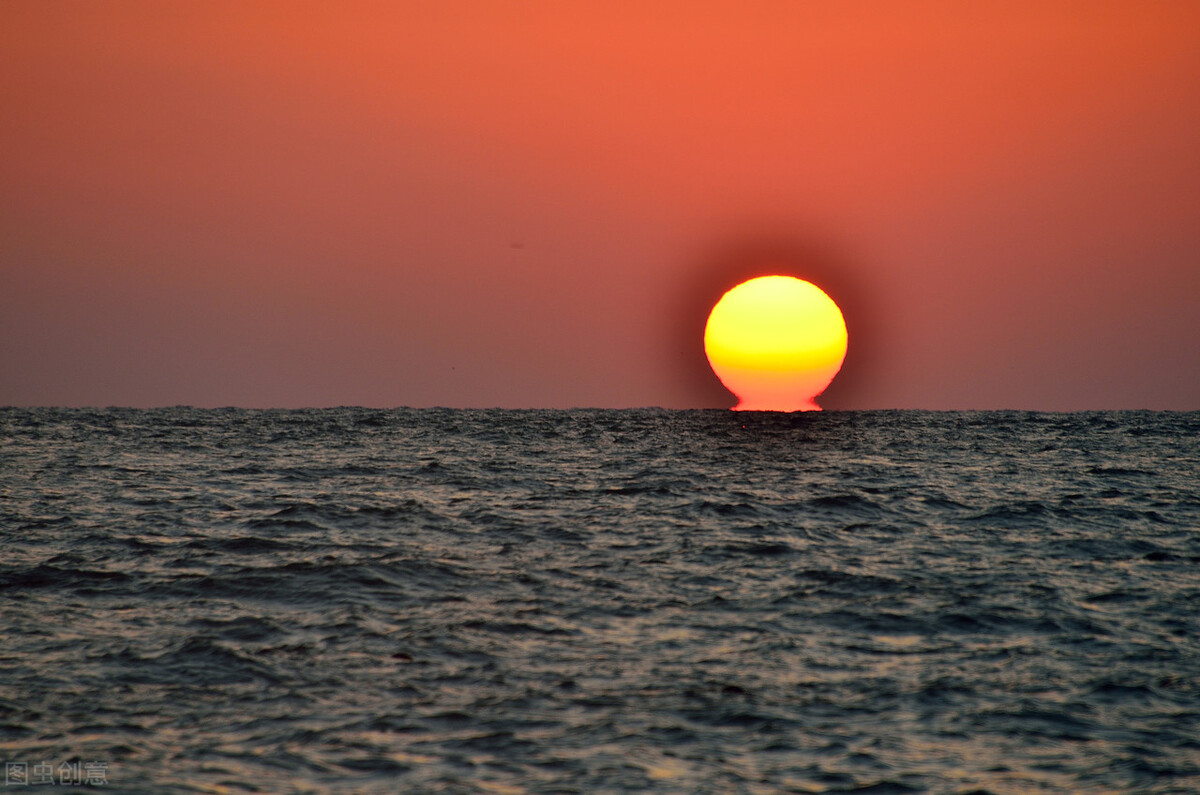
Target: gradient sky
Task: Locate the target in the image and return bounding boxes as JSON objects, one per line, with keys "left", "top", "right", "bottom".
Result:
{"left": 3, "top": 1, "right": 1198, "bottom": 410}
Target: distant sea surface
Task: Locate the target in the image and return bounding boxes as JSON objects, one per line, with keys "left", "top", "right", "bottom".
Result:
{"left": 2, "top": 408, "right": 1198, "bottom": 794}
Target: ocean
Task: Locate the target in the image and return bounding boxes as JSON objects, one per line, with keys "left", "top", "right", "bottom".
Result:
{"left": 1, "top": 408, "right": 1198, "bottom": 794}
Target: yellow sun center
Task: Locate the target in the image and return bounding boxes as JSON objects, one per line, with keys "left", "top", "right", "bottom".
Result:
{"left": 703, "top": 275, "right": 848, "bottom": 411}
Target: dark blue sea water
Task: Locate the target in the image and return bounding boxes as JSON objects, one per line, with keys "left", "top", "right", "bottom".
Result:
{"left": 1, "top": 408, "right": 1198, "bottom": 794}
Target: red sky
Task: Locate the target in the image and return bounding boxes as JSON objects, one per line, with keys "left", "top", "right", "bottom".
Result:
{"left": 3, "top": 1, "right": 1199, "bottom": 409}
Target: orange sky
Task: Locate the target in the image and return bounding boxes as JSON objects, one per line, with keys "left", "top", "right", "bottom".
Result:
{"left": 3, "top": 1, "right": 1199, "bottom": 408}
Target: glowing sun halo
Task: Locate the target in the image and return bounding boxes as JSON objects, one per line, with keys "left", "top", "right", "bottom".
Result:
{"left": 704, "top": 275, "right": 848, "bottom": 411}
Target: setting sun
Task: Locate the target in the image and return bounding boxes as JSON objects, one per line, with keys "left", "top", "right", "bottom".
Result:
{"left": 704, "top": 276, "right": 848, "bottom": 411}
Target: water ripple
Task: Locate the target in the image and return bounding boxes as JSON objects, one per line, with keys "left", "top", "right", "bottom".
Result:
{"left": 1, "top": 407, "right": 1198, "bottom": 793}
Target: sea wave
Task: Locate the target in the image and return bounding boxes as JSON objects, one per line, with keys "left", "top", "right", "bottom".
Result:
{"left": 1, "top": 408, "right": 1198, "bottom": 793}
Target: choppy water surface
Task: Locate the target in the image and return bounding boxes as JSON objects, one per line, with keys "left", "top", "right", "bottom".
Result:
{"left": 2, "top": 408, "right": 1199, "bottom": 793}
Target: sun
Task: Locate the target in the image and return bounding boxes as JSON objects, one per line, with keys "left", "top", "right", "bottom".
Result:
{"left": 704, "top": 275, "right": 848, "bottom": 411}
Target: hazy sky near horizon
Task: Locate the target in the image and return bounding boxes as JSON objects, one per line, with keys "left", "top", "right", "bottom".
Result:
{"left": 3, "top": 1, "right": 1199, "bottom": 410}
